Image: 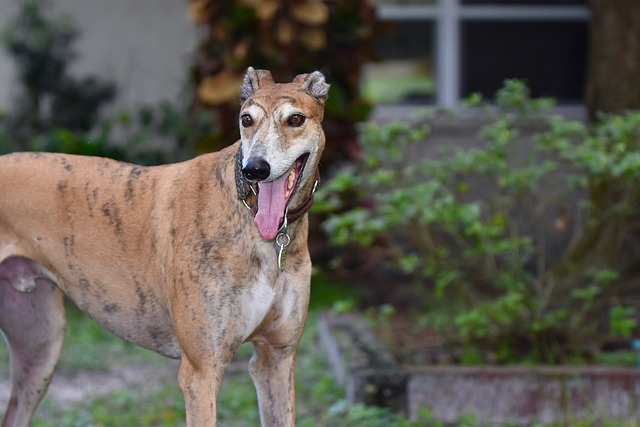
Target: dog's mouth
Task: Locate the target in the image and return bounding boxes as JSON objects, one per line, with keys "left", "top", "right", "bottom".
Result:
{"left": 254, "top": 153, "right": 309, "bottom": 240}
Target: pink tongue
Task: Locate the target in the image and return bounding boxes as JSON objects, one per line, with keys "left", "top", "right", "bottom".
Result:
{"left": 255, "top": 172, "right": 289, "bottom": 240}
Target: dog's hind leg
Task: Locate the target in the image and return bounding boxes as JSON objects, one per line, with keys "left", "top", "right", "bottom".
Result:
{"left": 0, "top": 259, "right": 66, "bottom": 427}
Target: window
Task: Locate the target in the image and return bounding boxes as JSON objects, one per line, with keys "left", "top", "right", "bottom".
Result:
{"left": 369, "top": 0, "right": 588, "bottom": 106}
{"left": 363, "top": 21, "right": 435, "bottom": 104}
{"left": 462, "top": 21, "right": 587, "bottom": 101}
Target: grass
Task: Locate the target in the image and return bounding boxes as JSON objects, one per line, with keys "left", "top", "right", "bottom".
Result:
{"left": 26, "top": 308, "right": 420, "bottom": 427}
{"left": 61, "top": 306, "right": 169, "bottom": 372}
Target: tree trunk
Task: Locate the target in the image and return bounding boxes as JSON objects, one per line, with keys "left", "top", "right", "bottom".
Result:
{"left": 586, "top": 0, "right": 640, "bottom": 119}
{"left": 560, "top": 0, "right": 640, "bottom": 282}
{"left": 545, "top": 3, "right": 640, "bottom": 342}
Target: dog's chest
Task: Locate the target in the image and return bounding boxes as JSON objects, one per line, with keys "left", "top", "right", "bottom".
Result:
{"left": 241, "top": 273, "right": 277, "bottom": 339}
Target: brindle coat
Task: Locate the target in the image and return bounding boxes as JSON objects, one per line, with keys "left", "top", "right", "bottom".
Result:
{"left": 0, "top": 68, "right": 329, "bottom": 426}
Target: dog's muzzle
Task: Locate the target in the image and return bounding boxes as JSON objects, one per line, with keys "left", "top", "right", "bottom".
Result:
{"left": 235, "top": 145, "right": 318, "bottom": 241}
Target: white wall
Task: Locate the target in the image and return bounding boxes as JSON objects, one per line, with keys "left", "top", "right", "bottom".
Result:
{"left": 0, "top": 0, "right": 20, "bottom": 109}
{"left": 0, "top": 0, "right": 198, "bottom": 111}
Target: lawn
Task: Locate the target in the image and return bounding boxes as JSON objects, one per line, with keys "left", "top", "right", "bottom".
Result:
{"left": 26, "top": 310, "right": 342, "bottom": 426}
{"left": 24, "top": 312, "right": 415, "bottom": 427}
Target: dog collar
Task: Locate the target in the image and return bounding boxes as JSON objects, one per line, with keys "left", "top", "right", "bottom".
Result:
{"left": 234, "top": 145, "right": 319, "bottom": 225}
{"left": 235, "top": 145, "right": 251, "bottom": 202}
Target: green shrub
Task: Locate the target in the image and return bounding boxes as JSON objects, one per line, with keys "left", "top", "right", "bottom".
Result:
{"left": 189, "top": 0, "right": 379, "bottom": 157}
{"left": 0, "top": 0, "right": 216, "bottom": 164}
{"left": 317, "top": 80, "right": 640, "bottom": 363}
{"left": 22, "top": 102, "right": 215, "bottom": 165}
{"left": 1, "top": 0, "right": 115, "bottom": 148}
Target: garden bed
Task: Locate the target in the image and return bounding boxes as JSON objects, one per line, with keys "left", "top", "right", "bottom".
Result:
{"left": 318, "top": 311, "right": 640, "bottom": 425}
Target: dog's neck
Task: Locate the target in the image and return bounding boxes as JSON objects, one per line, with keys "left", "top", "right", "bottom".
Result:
{"left": 234, "top": 144, "right": 318, "bottom": 228}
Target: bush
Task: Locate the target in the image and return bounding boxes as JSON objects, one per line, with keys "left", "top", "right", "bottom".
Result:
{"left": 317, "top": 80, "right": 640, "bottom": 364}
{"left": 188, "top": 0, "right": 380, "bottom": 159}
{"left": 1, "top": 0, "right": 115, "bottom": 148}
{"left": 18, "top": 102, "right": 215, "bottom": 165}
{"left": 0, "top": 0, "right": 215, "bottom": 165}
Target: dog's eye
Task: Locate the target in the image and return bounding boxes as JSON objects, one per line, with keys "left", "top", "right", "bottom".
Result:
{"left": 288, "top": 114, "right": 305, "bottom": 127}
{"left": 241, "top": 114, "right": 253, "bottom": 128}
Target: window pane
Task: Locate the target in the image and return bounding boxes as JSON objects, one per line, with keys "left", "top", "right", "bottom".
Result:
{"left": 363, "top": 21, "right": 435, "bottom": 104}
{"left": 461, "top": 21, "right": 587, "bottom": 101}
{"left": 462, "top": 0, "right": 586, "bottom": 5}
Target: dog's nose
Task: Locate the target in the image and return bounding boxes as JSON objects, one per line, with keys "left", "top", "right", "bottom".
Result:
{"left": 242, "top": 158, "right": 271, "bottom": 181}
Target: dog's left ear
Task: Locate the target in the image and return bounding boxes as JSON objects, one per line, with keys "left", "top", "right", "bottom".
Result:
{"left": 241, "top": 67, "right": 275, "bottom": 102}
{"left": 295, "top": 71, "right": 330, "bottom": 101}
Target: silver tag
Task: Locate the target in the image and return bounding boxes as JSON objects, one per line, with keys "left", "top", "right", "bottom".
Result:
{"left": 275, "top": 232, "right": 291, "bottom": 272}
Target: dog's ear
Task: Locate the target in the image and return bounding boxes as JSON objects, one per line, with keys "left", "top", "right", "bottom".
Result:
{"left": 294, "top": 71, "right": 330, "bottom": 101}
{"left": 240, "top": 67, "right": 275, "bottom": 102}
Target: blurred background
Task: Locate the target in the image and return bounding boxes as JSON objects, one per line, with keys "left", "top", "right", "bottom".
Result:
{"left": 0, "top": 0, "right": 591, "bottom": 111}
{"left": 0, "top": 0, "right": 593, "bottom": 158}
{"left": 2, "top": 0, "right": 640, "bottom": 425}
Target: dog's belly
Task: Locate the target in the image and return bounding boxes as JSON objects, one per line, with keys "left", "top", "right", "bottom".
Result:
{"left": 0, "top": 256, "right": 182, "bottom": 359}
{"left": 60, "top": 273, "right": 182, "bottom": 359}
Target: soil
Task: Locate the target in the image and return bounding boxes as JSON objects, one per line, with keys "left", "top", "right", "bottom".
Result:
{"left": 8, "top": 362, "right": 178, "bottom": 409}
{"left": 0, "top": 359, "right": 249, "bottom": 411}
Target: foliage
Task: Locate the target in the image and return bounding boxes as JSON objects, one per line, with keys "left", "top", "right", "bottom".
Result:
{"left": 188, "top": 0, "right": 380, "bottom": 158}
{"left": 20, "top": 102, "right": 214, "bottom": 165}
{"left": 0, "top": 0, "right": 215, "bottom": 165}
{"left": 0, "top": 97, "right": 212, "bottom": 166}
{"left": 1, "top": 0, "right": 115, "bottom": 149}
{"left": 317, "top": 79, "right": 640, "bottom": 363}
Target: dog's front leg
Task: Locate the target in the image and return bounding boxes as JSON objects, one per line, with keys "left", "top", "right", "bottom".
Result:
{"left": 178, "top": 352, "right": 234, "bottom": 427}
{"left": 250, "top": 340, "right": 299, "bottom": 427}
{"left": 249, "top": 271, "right": 310, "bottom": 427}
{"left": 173, "top": 289, "right": 242, "bottom": 426}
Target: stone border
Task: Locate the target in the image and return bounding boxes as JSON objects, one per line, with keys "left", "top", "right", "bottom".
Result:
{"left": 317, "top": 311, "right": 407, "bottom": 413}
{"left": 408, "top": 365, "right": 640, "bottom": 425}
{"left": 317, "top": 311, "right": 640, "bottom": 424}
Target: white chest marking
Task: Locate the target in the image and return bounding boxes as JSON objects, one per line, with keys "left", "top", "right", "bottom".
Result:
{"left": 242, "top": 278, "right": 276, "bottom": 340}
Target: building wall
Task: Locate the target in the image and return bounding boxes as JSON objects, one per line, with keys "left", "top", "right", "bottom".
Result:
{"left": 0, "top": 0, "right": 198, "bottom": 111}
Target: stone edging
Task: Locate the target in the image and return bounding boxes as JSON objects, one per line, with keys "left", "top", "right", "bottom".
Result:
{"left": 317, "top": 311, "right": 640, "bottom": 424}
{"left": 316, "top": 311, "right": 407, "bottom": 413}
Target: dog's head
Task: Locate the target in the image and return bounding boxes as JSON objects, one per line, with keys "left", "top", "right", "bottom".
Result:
{"left": 239, "top": 67, "right": 329, "bottom": 240}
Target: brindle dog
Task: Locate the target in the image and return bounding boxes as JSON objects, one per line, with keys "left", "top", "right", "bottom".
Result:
{"left": 0, "top": 67, "right": 329, "bottom": 426}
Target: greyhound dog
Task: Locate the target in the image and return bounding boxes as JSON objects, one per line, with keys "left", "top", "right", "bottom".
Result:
{"left": 0, "top": 67, "right": 329, "bottom": 426}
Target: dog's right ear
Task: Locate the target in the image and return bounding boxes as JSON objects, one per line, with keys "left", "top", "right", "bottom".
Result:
{"left": 240, "top": 67, "right": 275, "bottom": 102}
